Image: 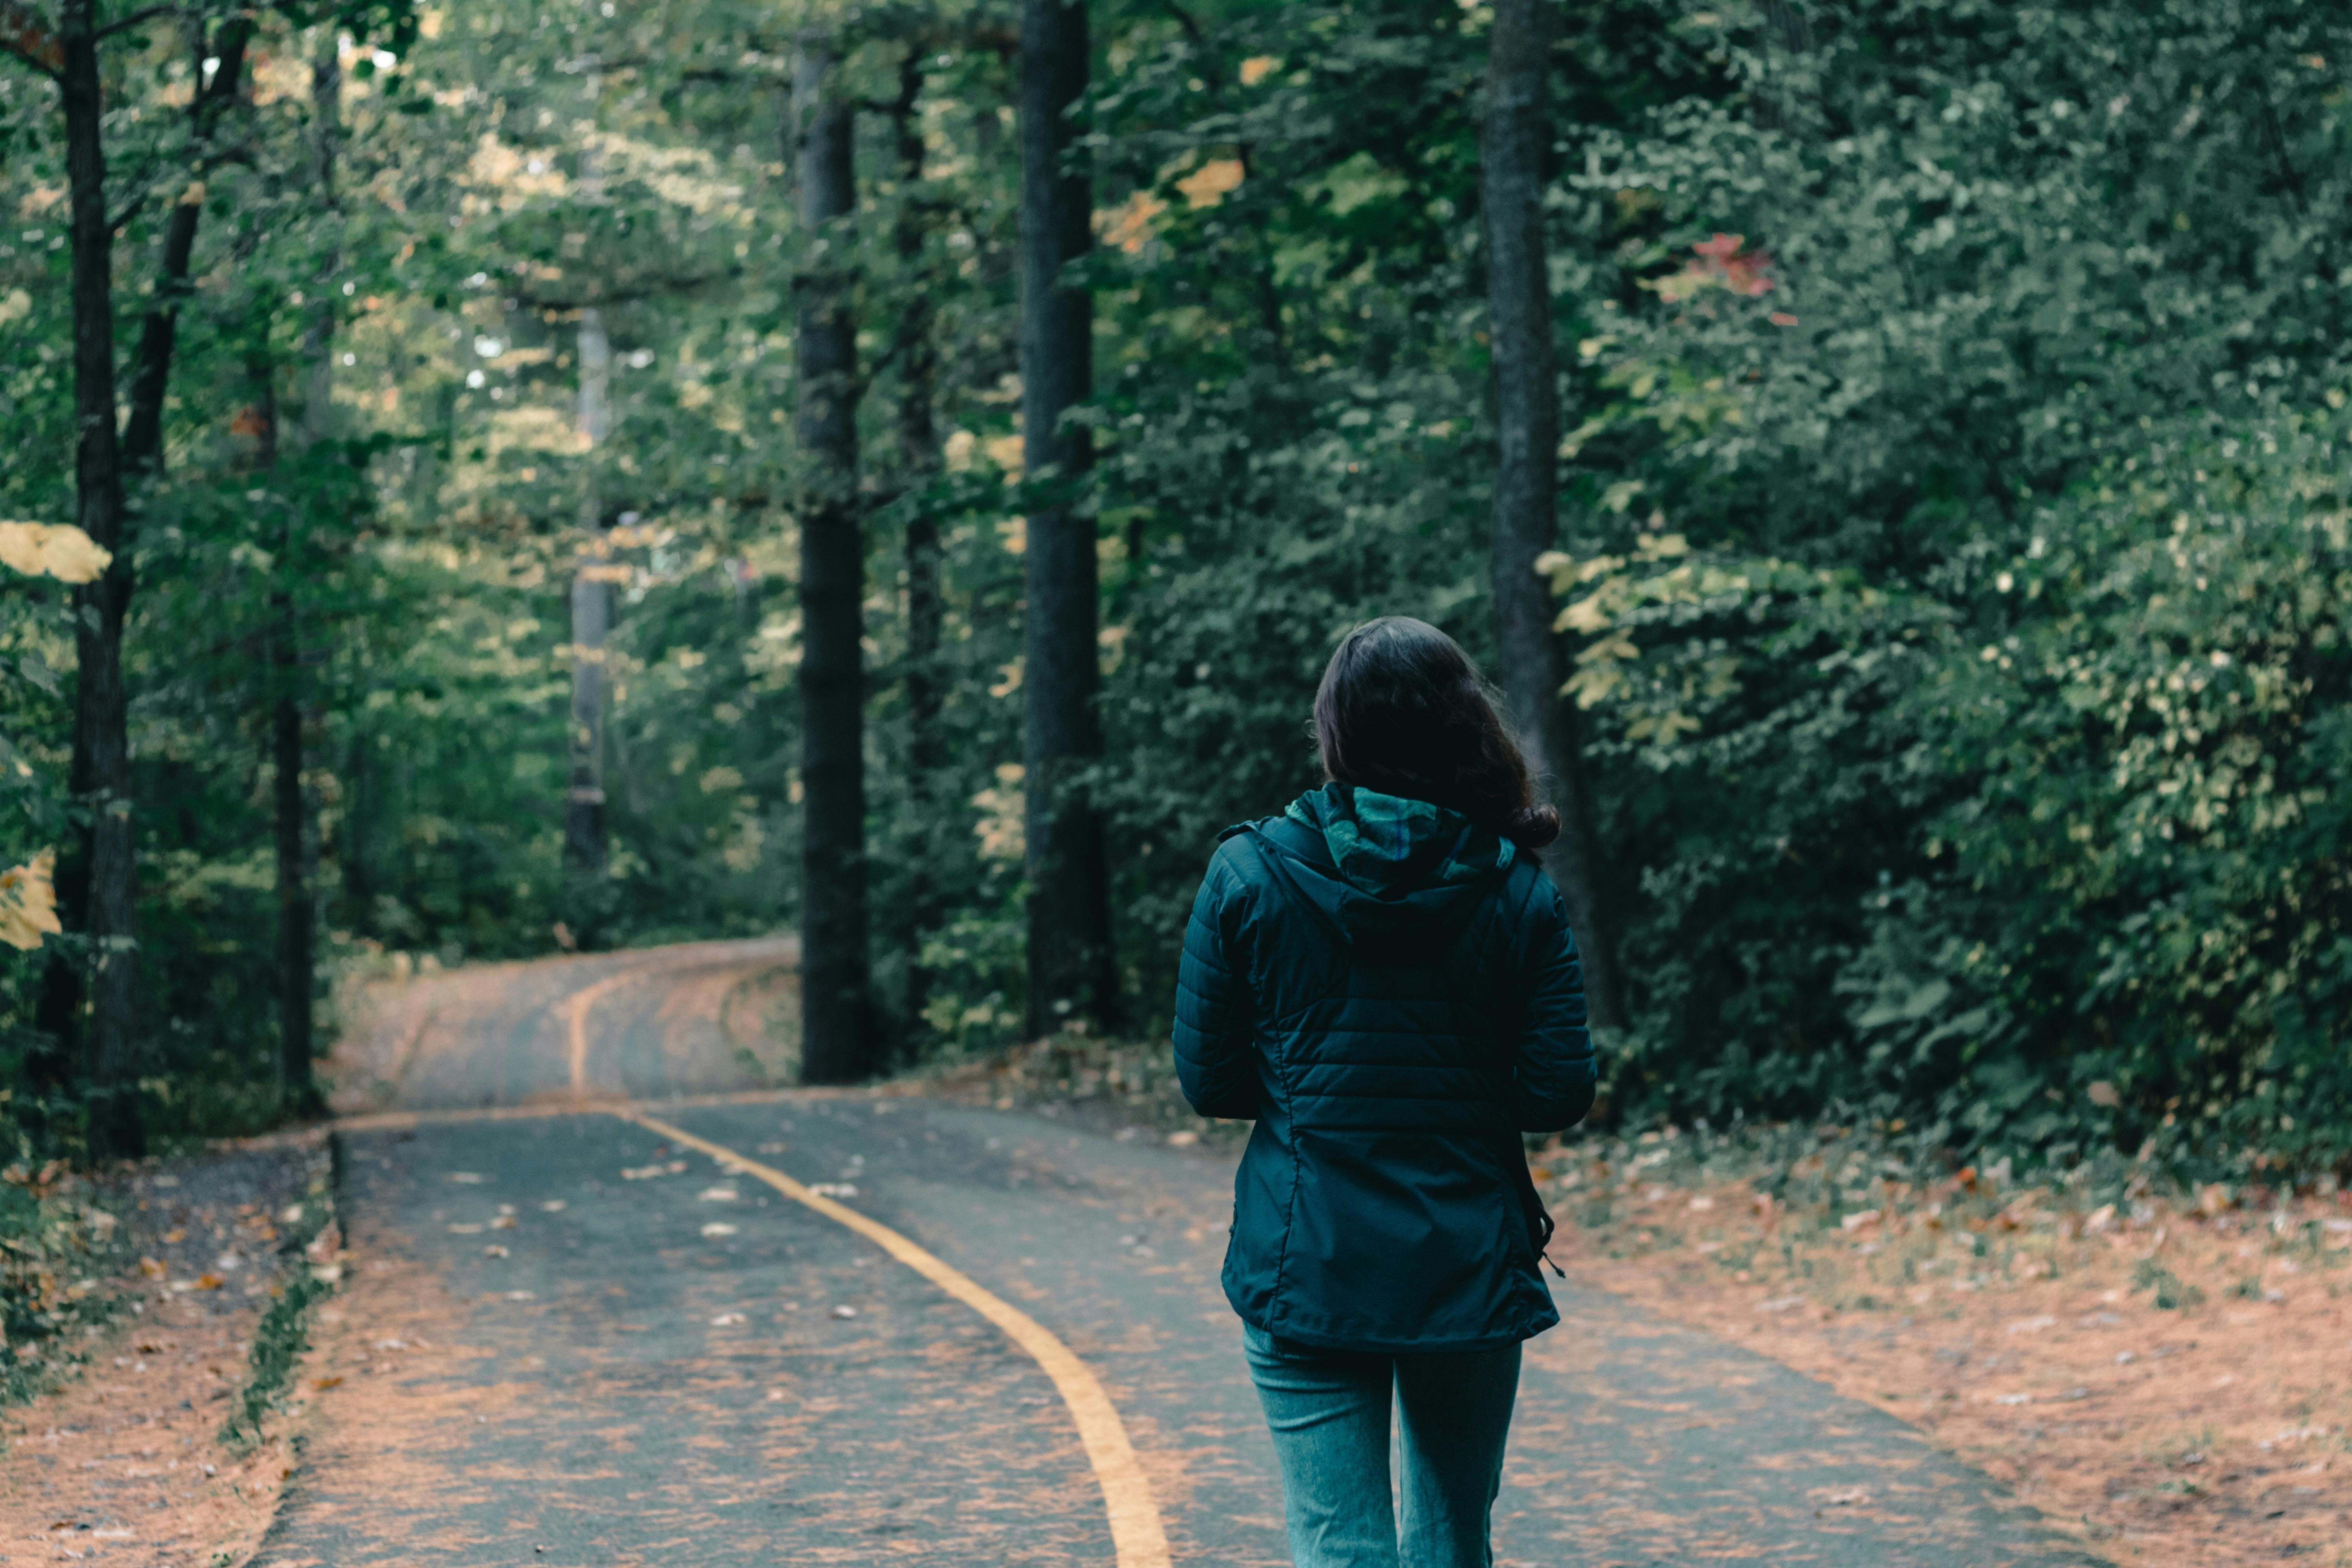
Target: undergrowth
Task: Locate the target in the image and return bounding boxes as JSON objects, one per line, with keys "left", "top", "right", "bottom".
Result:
{"left": 0, "top": 1159, "right": 127, "bottom": 1406}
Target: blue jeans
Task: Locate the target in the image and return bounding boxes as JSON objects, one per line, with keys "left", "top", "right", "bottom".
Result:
{"left": 1242, "top": 1325, "right": 1521, "bottom": 1568}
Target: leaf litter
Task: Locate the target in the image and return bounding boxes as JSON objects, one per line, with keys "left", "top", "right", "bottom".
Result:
{"left": 1534, "top": 1124, "right": 2352, "bottom": 1563}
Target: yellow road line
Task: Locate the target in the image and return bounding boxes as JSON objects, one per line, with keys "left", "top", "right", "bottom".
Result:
{"left": 623, "top": 1109, "right": 1175, "bottom": 1568}
{"left": 564, "top": 967, "right": 655, "bottom": 1095}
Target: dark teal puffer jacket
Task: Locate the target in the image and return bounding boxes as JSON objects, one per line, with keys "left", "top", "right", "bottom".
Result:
{"left": 1173, "top": 782, "right": 1596, "bottom": 1353}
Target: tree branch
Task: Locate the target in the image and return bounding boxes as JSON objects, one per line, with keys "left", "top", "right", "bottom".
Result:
{"left": 1158, "top": 0, "right": 1206, "bottom": 49}
{"left": 0, "top": 0, "right": 61, "bottom": 75}
{"left": 94, "top": 3, "right": 184, "bottom": 40}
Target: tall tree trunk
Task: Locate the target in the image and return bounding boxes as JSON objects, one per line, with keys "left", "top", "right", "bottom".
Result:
{"left": 272, "top": 36, "right": 343, "bottom": 1117}
{"left": 38, "top": 7, "right": 251, "bottom": 1151}
{"left": 565, "top": 65, "right": 612, "bottom": 899}
{"left": 56, "top": 0, "right": 136, "bottom": 1154}
{"left": 1481, "top": 0, "right": 1626, "bottom": 1031}
{"left": 1020, "top": 0, "right": 1115, "bottom": 1037}
{"left": 891, "top": 51, "right": 945, "bottom": 1049}
{"left": 793, "top": 37, "right": 874, "bottom": 1083}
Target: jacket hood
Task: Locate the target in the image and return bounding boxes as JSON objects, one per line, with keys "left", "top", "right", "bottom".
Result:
{"left": 1270, "top": 783, "right": 1515, "bottom": 948}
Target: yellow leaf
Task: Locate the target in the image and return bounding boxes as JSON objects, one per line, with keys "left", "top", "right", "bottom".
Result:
{"left": 0, "top": 851, "right": 60, "bottom": 951}
{"left": 1238, "top": 55, "right": 1280, "bottom": 86}
{"left": 1563, "top": 664, "right": 1626, "bottom": 709}
{"left": 1096, "top": 189, "right": 1167, "bottom": 254}
{"left": 1555, "top": 593, "right": 1613, "bottom": 635}
{"left": 0, "top": 521, "right": 111, "bottom": 583}
{"left": 1579, "top": 635, "right": 1640, "bottom": 666}
{"left": 1655, "top": 710, "right": 1701, "bottom": 740}
{"left": 1176, "top": 157, "right": 1246, "bottom": 209}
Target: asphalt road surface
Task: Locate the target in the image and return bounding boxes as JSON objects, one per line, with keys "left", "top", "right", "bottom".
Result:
{"left": 266, "top": 943, "right": 2100, "bottom": 1567}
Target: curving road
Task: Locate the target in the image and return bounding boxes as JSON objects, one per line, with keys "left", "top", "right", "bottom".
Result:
{"left": 266, "top": 943, "right": 2099, "bottom": 1567}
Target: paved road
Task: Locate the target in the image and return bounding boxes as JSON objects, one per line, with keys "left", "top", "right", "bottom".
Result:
{"left": 267, "top": 944, "right": 2099, "bottom": 1567}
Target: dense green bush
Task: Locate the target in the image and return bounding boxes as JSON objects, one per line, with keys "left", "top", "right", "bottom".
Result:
{"left": 1568, "top": 404, "right": 2352, "bottom": 1171}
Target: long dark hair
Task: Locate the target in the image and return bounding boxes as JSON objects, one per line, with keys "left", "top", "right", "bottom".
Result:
{"left": 1313, "top": 616, "right": 1561, "bottom": 853}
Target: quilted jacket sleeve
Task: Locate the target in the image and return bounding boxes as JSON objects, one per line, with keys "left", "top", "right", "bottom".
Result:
{"left": 1172, "top": 846, "right": 1259, "bottom": 1120}
{"left": 1509, "top": 874, "right": 1597, "bottom": 1133}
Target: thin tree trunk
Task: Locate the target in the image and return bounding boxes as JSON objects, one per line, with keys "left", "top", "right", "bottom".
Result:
{"left": 891, "top": 50, "right": 946, "bottom": 1049}
{"left": 121, "top": 16, "right": 248, "bottom": 473}
{"left": 245, "top": 355, "right": 312, "bottom": 1112}
{"left": 1482, "top": 0, "right": 1625, "bottom": 1031}
{"left": 566, "top": 65, "right": 612, "bottom": 896}
{"left": 1020, "top": 0, "right": 1116, "bottom": 1037}
{"left": 793, "top": 36, "right": 873, "bottom": 1083}
{"left": 56, "top": 0, "right": 137, "bottom": 1154}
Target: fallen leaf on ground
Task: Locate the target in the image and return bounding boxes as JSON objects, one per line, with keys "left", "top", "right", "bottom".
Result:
{"left": 701, "top": 1222, "right": 738, "bottom": 1238}
{"left": 194, "top": 1274, "right": 224, "bottom": 1291}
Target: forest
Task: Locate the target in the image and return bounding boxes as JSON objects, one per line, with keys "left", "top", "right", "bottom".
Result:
{"left": 2, "top": 0, "right": 2349, "bottom": 1183}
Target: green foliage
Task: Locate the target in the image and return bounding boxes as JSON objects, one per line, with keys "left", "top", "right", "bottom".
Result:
{"left": 2, "top": 0, "right": 2350, "bottom": 1179}
{"left": 0, "top": 1161, "right": 124, "bottom": 1405}
{"left": 1528, "top": 0, "right": 2352, "bottom": 1175}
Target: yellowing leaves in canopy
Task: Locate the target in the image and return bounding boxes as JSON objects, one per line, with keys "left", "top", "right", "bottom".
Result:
{"left": 1098, "top": 190, "right": 1167, "bottom": 254}
{"left": 0, "top": 521, "right": 111, "bottom": 583}
{"left": 0, "top": 851, "right": 61, "bottom": 952}
{"left": 1176, "top": 157, "right": 1246, "bottom": 209}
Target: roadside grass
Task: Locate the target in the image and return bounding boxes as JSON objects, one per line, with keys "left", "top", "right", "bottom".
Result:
{"left": 218, "top": 1139, "right": 343, "bottom": 1452}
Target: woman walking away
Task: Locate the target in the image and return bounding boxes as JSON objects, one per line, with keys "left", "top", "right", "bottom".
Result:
{"left": 1173, "top": 615, "right": 1596, "bottom": 1568}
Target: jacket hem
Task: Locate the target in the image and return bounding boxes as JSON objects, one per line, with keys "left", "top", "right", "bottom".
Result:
{"left": 1231, "top": 1299, "right": 1559, "bottom": 1357}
